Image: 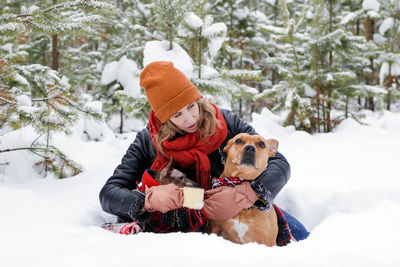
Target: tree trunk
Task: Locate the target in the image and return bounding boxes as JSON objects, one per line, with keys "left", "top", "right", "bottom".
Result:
{"left": 52, "top": 0, "right": 58, "bottom": 71}
{"left": 326, "top": 0, "right": 333, "bottom": 132}
{"left": 386, "top": 63, "right": 392, "bottom": 110}
{"left": 229, "top": 2, "right": 233, "bottom": 69}
{"left": 271, "top": 0, "right": 278, "bottom": 86}
{"left": 198, "top": 1, "right": 205, "bottom": 79}
{"left": 168, "top": 0, "right": 173, "bottom": 50}
{"left": 356, "top": 19, "right": 360, "bottom": 35}
{"left": 356, "top": 19, "right": 361, "bottom": 111}
{"left": 365, "top": 17, "right": 375, "bottom": 111}
{"left": 239, "top": 97, "right": 243, "bottom": 118}
{"left": 116, "top": 0, "right": 121, "bottom": 9}
{"left": 52, "top": 35, "right": 58, "bottom": 70}
{"left": 316, "top": 78, "right": 321, "bottom": 133}
{"left": 327, "top": 91, "right": 332, "bottom": 132}
{"left": 367, "top": 57, "right": 375, "bottom": 111}
{"left": 120, "top": 107, "right": 124, "bottom": 134}
{"left": 322, "top": 93, "right": 326, "bottom": 132}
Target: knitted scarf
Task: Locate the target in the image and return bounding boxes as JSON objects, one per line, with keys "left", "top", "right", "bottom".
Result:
{"left": 148, "top": 102, "right": 227, "bottom": 190}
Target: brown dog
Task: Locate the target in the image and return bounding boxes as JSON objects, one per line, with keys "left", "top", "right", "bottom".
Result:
{"left": 207, "top": 133, "right": 279, "bottom": 246}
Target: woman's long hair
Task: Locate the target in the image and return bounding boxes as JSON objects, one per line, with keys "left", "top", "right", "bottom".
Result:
{"left": 155, "top": 98, "right": 222, "bottom": 156}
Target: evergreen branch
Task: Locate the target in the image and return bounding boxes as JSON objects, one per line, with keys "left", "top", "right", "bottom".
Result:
{"left": 0, "top": 145, "right": 82, "bottom": 178}
{"left": 55, "top": 96, "right": 104, "bottom": 120}
{"left": 0, "top": 146, "right": 50, "bottom": 154}
{"left": 278, "top": 0, "right": 290, "bottom": 24}
{"left": 30, "top": 92, "right": 103, "bottom": 121}
{"left": 7, "top": 1, "right": 111, "bottom": 28}
{"left": 0, "top": 96, "right": 13, "bottom": 104}
{"left": 43, "top": 1, "right": 112, "bottom": 15}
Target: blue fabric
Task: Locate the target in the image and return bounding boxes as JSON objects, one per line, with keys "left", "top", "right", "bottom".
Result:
{"left": 281, "top": 209, "right": 310, "bottom": 241}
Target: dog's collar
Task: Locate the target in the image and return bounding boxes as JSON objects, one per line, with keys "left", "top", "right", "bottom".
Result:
{"left": 211, "top": 177, "right": 245, "bottom": 188}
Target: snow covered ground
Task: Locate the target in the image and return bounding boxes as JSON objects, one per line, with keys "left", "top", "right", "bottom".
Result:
{"left": 1, "top": 108, "right": 400, "bottom": 267}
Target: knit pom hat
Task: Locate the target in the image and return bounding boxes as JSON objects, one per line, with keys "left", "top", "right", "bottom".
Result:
{"left": 140, "top": 61, "right": 201, "bottom": 123}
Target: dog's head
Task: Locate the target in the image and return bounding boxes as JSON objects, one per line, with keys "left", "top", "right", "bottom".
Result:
{"left": 156, "top": 156, "right": 197, "bottom": 187}
{"left": 222, "top": 133, "right": 279, "bottom": 180}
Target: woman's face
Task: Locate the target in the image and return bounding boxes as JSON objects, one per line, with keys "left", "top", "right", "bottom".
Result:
{"left": 169, "top": 101, "right": 200, "bottom": 133}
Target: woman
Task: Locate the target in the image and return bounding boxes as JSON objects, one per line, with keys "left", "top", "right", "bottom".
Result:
{"left": 99, "top": 61, "right": 308, "bottom": 242}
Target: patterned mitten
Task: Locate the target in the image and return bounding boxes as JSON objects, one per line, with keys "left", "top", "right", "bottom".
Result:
{"left": 102, "top": 221, "right": 143, "bottom": 235}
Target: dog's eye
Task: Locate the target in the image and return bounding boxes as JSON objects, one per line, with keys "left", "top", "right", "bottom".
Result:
{"left": 258, "top": 141, "right": 266, "bottom": 148}
{"left": 235, "top": 138, "right": 242, "bottom": 144}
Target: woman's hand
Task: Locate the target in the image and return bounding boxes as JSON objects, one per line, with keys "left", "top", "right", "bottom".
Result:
{"left": 144, "top": 184, "right": 183, "bottom": 213}
{"left": 202, "top": 182, "right": 258, "bottom": 221}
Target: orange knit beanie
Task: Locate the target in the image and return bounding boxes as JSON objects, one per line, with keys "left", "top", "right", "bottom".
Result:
{"left": 140, "top": 61, "right": 201, "bottom": 124}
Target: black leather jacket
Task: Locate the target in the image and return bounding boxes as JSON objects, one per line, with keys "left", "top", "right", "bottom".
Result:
{"left": 99, "top": 109, "right": 291, "bottom": 221}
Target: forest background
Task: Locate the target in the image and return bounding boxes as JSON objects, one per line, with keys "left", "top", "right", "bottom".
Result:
{"left": 1, "top": 0, "right": 399, "bottom": 179}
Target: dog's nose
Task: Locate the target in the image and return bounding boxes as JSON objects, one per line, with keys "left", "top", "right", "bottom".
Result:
{"left": 244, "top": 145, "right": 256, "bottom": 153}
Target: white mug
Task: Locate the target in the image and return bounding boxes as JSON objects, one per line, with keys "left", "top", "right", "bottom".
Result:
{"left": 182, "top": 187, "right": 204, "bottom": 209}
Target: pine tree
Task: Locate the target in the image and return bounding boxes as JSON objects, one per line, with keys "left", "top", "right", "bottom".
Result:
{"left": 375, "top": 0, "right": 400, "bottom": 110}
{"left": 208, "top": 0, "right": 265, "bottom": 118}
{"left": 256, "top": 0, "right": 378, "bottom": 132}
{"left": 256, "top": 0, "right": 314, "bottom": 131}
{"left": 339, "top": 0, "right": 385, "bottom": 111}
{"left": 95, "top": 0, "right": 154, "bottom": 131}
{"left": 0, "top": 1, "right": 110, "bottom": 178}
{"left": 154, "top": 0, "right": 193, "bottom": 50}
{"left": 175, "top": 1, "right": 261, "bottom": 118}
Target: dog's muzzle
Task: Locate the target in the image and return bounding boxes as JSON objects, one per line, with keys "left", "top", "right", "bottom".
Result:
{"left": 240, "top": 145, "right": 256, "bottom": 166}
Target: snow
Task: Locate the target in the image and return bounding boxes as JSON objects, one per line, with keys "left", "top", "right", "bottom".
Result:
{"left": 202, "top": 22, "right": 227, "bottom": 58}
{"left": 265, "top": 0, "right": 277, "bottom": 5}
{"left": 0, "top": 43, "right": 13, "bottom": 54}
{"left": 142, "top": 40, "right": 194, "bottom": 79}
{"left": 101, "top": 56, "right": 141, "bottom": 97}
{"left": 379, "top": 18, "right": 394, "bottom": 36}
{"left": 198, "top": 64, "right": 219, "bottom": 79}
{"left": 82, "top": 101, "right": 113, "bottom": 142}
{"left": 101, "top": 61, "right": 118, "bottom": 85}
{"left": 374, "top": 33, "right": 387, "bottom": 45}
{"left": 184, "top": 12, "right": 203, "bottom": 29}
{"left": 362, "top": 0, "right": 380, "bottom": 12}
{"left": 261, "top": 25, "right": 288, "bottom": 35}
{"left": 340, "top": 10, "right": 363, "bottom": 25}
{"left": 264, "top": 0, "right": 293, "bottom": 5}
{"left": 207, "top": 31, "right": 226, "bottom": 57}
{"left": 15, "top": 94, "right": 31, "bottom": 106}
{"left": 202, "top": 22, "right": 226, "bottom": 38}
{"left": 380, "top": 59, "right": 400, "bottom": 85}
{"left": 2, "top": 107, "right": 400, "bottom": 266}
{"left": 14, "top": 72, "right": 29, "bottom": 86}
{"left": 252, "top": 10, "right": 271, "bottom": 24}
{"left": 233, "top": 6, "right": 250, "bottom": 21}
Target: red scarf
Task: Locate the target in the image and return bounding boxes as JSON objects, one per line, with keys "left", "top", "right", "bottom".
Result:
{"left": 148, "top": 102, "right": 227, "bottom": 190}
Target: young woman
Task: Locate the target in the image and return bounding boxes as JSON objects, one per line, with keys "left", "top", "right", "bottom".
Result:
{"left": 99, "top": 61, "right": 308, "bottom": 242}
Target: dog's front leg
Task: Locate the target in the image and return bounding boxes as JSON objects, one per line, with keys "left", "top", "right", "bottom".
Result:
{"left": 207, "top": 220, "right": 223, "bottom": 235}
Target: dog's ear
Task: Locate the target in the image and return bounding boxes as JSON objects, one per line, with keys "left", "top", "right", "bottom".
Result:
{"left": 160, "top": 156, "right": 175, "bottom": 178}
{"left": 223, "top": 138, "right": 235, "bottom": 153}
{"left": 267, "top": 139, "right": 279, "bottom": 156}
{"left": 167, "top": 156, "right": 175, "bottom": 169}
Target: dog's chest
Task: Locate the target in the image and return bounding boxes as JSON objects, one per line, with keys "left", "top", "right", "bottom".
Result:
{"left": 229, "top": 218, "right": 249, "bottom": 243}
{"left": 228, "top": 209, "right": 261, "bottom": 243}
